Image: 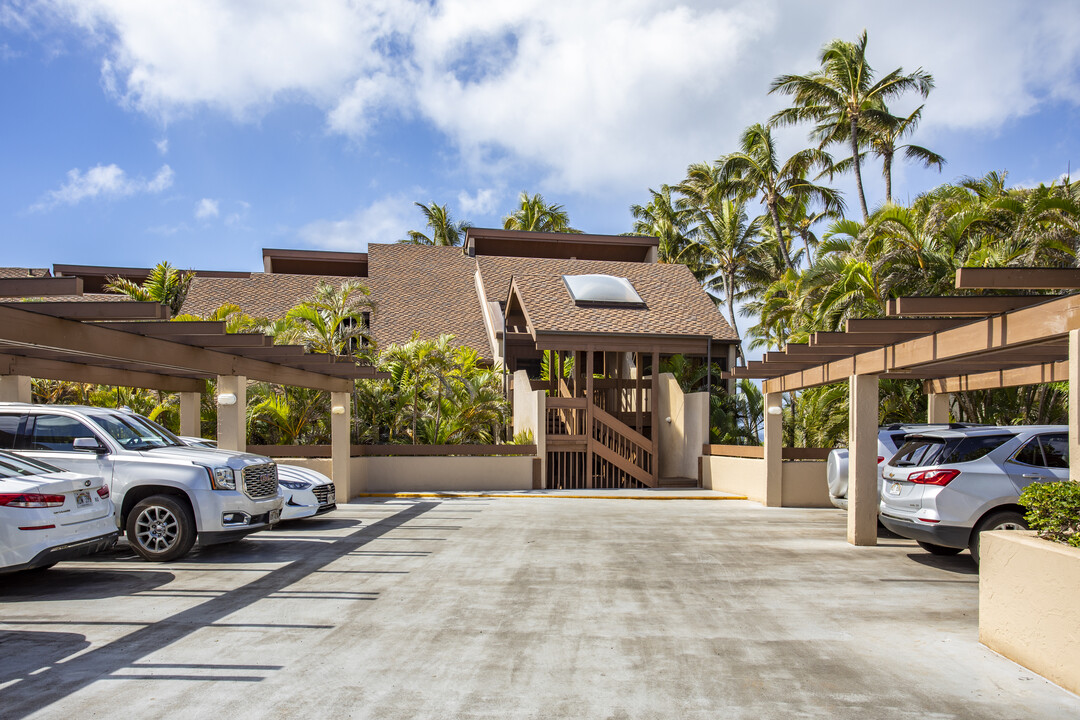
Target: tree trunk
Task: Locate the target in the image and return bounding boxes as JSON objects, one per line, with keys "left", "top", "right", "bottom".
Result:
{"left": 724, "top": 272, "right": 744, "bottom": 363}
{"left": 883, "top": 149, "right": 894, "bottom": 204}
{"left": 850, "top": 114, "right": 869, "bottom": 222}
{"left": 768, "top": 199, "right": 796, "bottom": 272}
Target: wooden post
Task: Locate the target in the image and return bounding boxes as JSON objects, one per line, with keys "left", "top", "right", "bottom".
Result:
{"left": 586, "top": 348, "right": 595, "bottom": 488}
{"left": 651, "top": 349, "right": 660, "bottom": 486}
{"left": 331, "top": 390, "right": 352, "bottom": 500}
{"left": 763, "top": 389, "right": 783, "bottom": 507}
{"left": 848, "top": 373, "right": 880, "bottom": 546}
{"left": 635, "top": 351, "right": 643, "bottom": 435}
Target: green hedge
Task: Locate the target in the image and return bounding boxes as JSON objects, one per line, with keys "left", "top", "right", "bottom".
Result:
{"left": 1019, "top": 481, "right": 1080, "bottom": 548}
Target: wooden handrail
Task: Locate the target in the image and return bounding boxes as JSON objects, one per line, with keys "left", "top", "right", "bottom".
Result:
{"left": 591, "top": 403, "right": 651, "bottom": 448}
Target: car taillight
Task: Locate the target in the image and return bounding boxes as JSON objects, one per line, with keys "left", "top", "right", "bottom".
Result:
{"left": 877, "top": 456, "right": 885, "bottom": 464}
{"left": 907, "top": 469, "right": 960, "bottom": 486}
{"left": 97, "top": 486, "right": 110, "bottom": 499}
{"left": 0, "top": 493, "right": 67, "bottom": 508}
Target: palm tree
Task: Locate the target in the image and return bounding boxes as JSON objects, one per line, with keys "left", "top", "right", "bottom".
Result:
{"left": 686, "top": 198, "right": 760, "bottom": 343}
{"left": 284, "top": 280, "right": 375, "bottom": 358}
{"left": 712, "top": 123, "right": 839, "bottom": 272}
{"left": 770, "top": 30, "right": 934, "bottom": 221}
{"left": 629, "top": 185, "right": 694, "bottom": 265}
{"left": 105, "top": 261, "right": 193, "bottom": 315}
{"left": 401, "top": 202, "right": 470, "bottom": 246}
{"left": 503, "top": 191, "right": 581, "bottom": 233}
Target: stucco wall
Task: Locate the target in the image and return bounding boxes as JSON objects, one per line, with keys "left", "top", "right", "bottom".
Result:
{"left": 364, "top": 456, "right": 535, "bottom": 493}
{"left": 657, "top": 373, "right": 708, "bottom": 480}
{"left": 703, "top": 455, "right": 830, "bottom": 507}
{"left": 979, "top": 531, "right": 1080, "bottom": 695}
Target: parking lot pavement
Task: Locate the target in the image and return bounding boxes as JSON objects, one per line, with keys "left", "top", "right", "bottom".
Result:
{"left": 2, "top": 499, "right": 1078, "bottom": 720}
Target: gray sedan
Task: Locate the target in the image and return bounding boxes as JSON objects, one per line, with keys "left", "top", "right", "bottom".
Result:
{"left": 878, "top": 425, "right": 1067, "bottom": 564}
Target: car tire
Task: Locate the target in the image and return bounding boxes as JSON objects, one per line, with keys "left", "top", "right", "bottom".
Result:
{"left": 916, "top": 541, "right": 963, "bottom": 556}
{"left": 968, "top": 510, "right": 1028, "bottom": 565}
{"left": 126, "top": 495, "right": 197, "bottom": 562}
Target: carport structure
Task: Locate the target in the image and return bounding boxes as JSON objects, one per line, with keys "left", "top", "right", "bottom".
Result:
{"left": 0, "top": 276, "right": 384, "bottom": 497}
{"left": 730, "top": 267, "right": 1080, "bottom": 545}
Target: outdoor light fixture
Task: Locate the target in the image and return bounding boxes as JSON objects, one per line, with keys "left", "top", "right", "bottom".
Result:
{"left": 665, "top": 416, "right": 672, "bottom": 424}
{"left": 767, "top": 405, "right": 782, "bottom": 416}
{"left": 331, "top": 405, "right": 346, "bottom": 415}
{"left": 217, "top": 393, "right": 237, "bottom": 406}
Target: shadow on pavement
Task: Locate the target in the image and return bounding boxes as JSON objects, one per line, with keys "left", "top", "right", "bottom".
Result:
{"left": 905, "top": 552, "right": 978, "bottom": 575}
{"left": 1, "top": 568, "right": 175, "bottom": 601}
{"left": 0, "top": 631, "right": 91, "bottom": 685}
{"left": 1, "top": 501, "right": 440, "bottom": 720}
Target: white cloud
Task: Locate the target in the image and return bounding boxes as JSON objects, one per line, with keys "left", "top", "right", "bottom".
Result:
{"left": 194, "top": 197, "right": 219, "bottom": 219}
{"left": 155, "top": 137, "right": 168, "bottom": 155}
{"left": 225, "top": 200, "right": 251, "bottom": 228}
{"left": 297, "top": 195, "right": 413, "bottom": 250}
{"left": 457, "top": 188, "right": 497, "bottom": 217}
{"left": 22, "top": 1, "right": 1080, "bottom": 194}
{"left": 31, "top": 162, "right": 173, "bottom": 210}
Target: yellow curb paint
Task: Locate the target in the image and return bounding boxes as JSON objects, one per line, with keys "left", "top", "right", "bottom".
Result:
{"left": 353, "top": 492, "right": 748, "bottom": 501}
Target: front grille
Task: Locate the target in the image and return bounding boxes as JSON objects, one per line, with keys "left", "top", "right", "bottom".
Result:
{"left": 242, "top": 463, "right": 278, "bottom": 500}
{"left": 312, "top": 483, "right": 335, "bottom": 506}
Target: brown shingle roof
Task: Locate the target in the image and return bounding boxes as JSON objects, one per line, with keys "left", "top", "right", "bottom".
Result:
{"left": 506, "top": 262, "right": 738, "bottom": 342}
{"left": 0, "top": 267, "right": 51, "bottom": 279}
{"left": 365, "top": 244, "right": 490, "bottom": 356}
{"left": 182, "top": 274, "right": 356, "bottom": 319}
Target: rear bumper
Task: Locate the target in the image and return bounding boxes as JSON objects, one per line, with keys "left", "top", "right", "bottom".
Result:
{"left": 880, "top": 514, "right": 970, "bottom": 548}
{"left": 1, "top": 531, "right": 119, "bottom": 574}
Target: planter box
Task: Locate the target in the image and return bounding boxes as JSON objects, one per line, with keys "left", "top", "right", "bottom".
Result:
{"left": 979, "top": 530, "right": 1080, "bottom": 695}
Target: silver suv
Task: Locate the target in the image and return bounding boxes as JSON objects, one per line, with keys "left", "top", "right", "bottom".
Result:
{"left": 879, "top": 425, "right": 1067, "bottom": 564}
{"left": 0, "top": 403, "right": 282, "bottom": 561}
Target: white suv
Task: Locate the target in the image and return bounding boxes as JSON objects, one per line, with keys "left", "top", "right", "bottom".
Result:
{"left": 0, "top": 404, "right": 282, "bottom": 561}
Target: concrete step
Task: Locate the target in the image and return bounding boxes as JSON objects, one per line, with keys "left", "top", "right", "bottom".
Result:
{"left": 658, "top": 477, "right": 699, "bottom": 488}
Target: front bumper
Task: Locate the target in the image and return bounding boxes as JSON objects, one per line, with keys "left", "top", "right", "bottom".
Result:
{"left": 880, "top": 514, "right": 971, "bottom": 549}
{"left": 1, "top": 531, "right": 119, "bottom": 574}
{"left": 192, "top": 488, "right": 282, "bottom": 534}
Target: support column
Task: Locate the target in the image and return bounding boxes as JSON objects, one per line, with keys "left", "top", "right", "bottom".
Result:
{"left": 1070, "top": 330, "right": 1080, "bottom": 484}
{"left": 0, "top": 375, "right": 32, "bottom": 403}
{"left": 651, "top": 349, "right": 660, "bottom": 486}
{"left": 848, "top": 374, "right": 880, "bottom": 546}
{"left": 331, "top": 390, "right": 352, "bottom": 501}
{"left": 179, "top": 391, "right": 202, "bottom": 438}
{"left": 763, "top": 390, "right": 783, "bottom": 507}
{"left": 216, "top": 375, "right": 247, "bottom": 452}
{"left": 927, "top": 392, "right": 951, "bottom": 424}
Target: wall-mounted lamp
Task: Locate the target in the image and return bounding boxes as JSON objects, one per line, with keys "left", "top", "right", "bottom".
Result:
{"left": 766, "top": 405, "right": 782, "bottom": 416}
{"left": 331, "top": 405, "right": 346, "bottom": 415}
{"left": 217, "top": 393, "right": 237, "bottom": 406}
{"left": 665, "top": 416, "right": 672, "bottom": 424}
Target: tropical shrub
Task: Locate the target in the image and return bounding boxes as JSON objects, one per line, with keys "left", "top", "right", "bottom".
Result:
{"left": 1020, "top": 481, "right": 1080, "bottom": 548}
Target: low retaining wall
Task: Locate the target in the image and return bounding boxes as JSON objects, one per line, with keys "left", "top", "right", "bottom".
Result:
{"left": 979, "top": 531, "right": 1080, "bottom": 695}
{"left": 701, "top": 454, "right": 831, "bottom": 508}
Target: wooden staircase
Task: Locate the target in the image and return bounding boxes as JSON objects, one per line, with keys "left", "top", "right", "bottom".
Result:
{"left": 589, "top": 403, "right": 656, "bottom": 488}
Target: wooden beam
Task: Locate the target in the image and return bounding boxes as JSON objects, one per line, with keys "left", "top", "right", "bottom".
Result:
{"left": 96, "top": 321, "right": 227, "bottom": 335}
{"left": 923, "top": 361, "right": 1069, "bottom": 393}
{"left": 784, "top": 344, "right": 859, "bottom": 358}
{"left": 1, "top": 301, "right": 169, "bottom": 320}
{"left": 955, "top": 267, "right": 1080, "bottom": 290}
{"left": 0, "top": 277, "right": 83, "bottom": 297}
{"left": 888, "top": 295, "right": 1052, "bottom": 317}
{"left": 812, "top": 331, "right": 924, "bottom": 346}
{"left": 169, "top": 333, "right": 273, "bottom": 347}
{"left": 0, "top": 304, "right": 351, "bottom": 391}
{"left": 765, "top": 293, "right": 1080, "bottom": 393}
{"left": 845, "top": 318, "right": 973, "bottom": 333}
{"left": 0, "top": 353, "right": 204, "bottom": 392}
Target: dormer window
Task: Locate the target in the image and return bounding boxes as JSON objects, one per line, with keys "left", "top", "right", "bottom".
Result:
{"left": 562, "top": 274, "right": 644, "bottom": 307}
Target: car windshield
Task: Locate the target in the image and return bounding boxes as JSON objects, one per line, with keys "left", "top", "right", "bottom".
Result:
{"left": 890, "top": 433, "right": 1015, "bottom": 468}
{"left": 89, "top": 413, "right": 184, "bottom": 450}
{"left": 0, "top": 450, "right": 61, "bottom": 478}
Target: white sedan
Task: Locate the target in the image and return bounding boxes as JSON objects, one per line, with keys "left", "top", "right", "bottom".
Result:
{"left": 179, "top": 437, "right": 336, "bottom": 521}
{"left": 0, "top": 450, "right": 118, "bottom": 574}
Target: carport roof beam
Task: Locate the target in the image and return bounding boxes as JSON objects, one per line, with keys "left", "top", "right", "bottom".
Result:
{"left": 923, "top": 361, "right": 1069, "bottom": 393}
{"left": 1, "top": 301, "right": 170, "bottom": 321}
{"left": 887, "top": 295, "right": 1054, "bottom": 317}
{"left": 0, "top": 277, "right": 84, "bottom": 297}
{"left": 0, "top": 353, "right": 205, "bottom": 392}
{"left": 955, "top": 267, "right": 1080, "bottom": 290}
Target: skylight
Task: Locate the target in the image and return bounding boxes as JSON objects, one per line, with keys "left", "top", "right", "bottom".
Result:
{"left": 562, "top": 274, "right": 644, "bottom": 306}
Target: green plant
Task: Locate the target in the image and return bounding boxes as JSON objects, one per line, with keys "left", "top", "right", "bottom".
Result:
{"left": 1019, "top": 481, "right": 1080, "bottom": 548}
{"left": 512, "top": 429, "right": 534, "bottom": 445}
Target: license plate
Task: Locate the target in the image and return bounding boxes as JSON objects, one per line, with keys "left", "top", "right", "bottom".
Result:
{"left": 269, "top": 509, "right": 281, "bottom": 524}
{"left": 75, "top": 490, "right": 92, "bottom": 507}
{"left": 888, "top": 482, "right": 902, "bottom": 495}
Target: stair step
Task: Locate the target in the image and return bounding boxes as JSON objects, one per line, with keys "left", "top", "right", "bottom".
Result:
{"left": 659, "top": 477, "right": 699, "bottom": 488}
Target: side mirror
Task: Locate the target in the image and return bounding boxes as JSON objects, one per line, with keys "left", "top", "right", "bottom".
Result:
{"left": 73, "top": 437, "right": 107, "bottom": 454}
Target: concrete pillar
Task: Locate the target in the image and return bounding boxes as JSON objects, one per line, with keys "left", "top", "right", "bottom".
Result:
{"left": 216, "top": 375, "right": 247, "bottom": 452}
{"left": 331, "top": 390, "right": 352, "bottom": 500}
{"left": 1070, "top": 330, "right": 1080, "bottom": 484}
{"left": 727, "top": 344, "right": 738, "bottom": 395}
{"left": 848, "top": 374, "right": 880, "bottom": 546}
{"left": 179, "top": 391, "right": 202, "bottom": 438}
{"left": 763, "top": 390, "right": 783, "bottom": 507}
{"left": 0, "top": 375, "right": 32, "bottom": 403}
{"left": 927, "top": 392, "right": 951, "bottom": 424}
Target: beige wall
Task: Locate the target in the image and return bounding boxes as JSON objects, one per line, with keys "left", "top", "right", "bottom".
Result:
{"left": 513, "top": 370, "right": 545, "bottom": 482}
{"left": 656, "top": 373, "right": 708, "bottom": 480}
{"left": 980, "top": 531, "right": 1080, "bottom": 695}
{"left": 364, "top": 456, "right": 535, "bottom": 493}
{"left": 703, "top": 455, "right": 830, "bottom": 507}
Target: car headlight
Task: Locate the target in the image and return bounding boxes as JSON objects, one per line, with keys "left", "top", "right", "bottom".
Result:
{"left": 204, "top": 466, "right": 235, "bottom": 491}
{"left": 279, "top": 480, "right": 310, "bottom": 490}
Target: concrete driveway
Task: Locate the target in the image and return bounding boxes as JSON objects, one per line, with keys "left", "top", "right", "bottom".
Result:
{"left": 2, "top": 498, "right": 1077, "bottom": 719}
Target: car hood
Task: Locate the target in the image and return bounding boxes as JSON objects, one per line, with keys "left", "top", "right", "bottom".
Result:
{"left": 140, "top": 445, "right": 273, "bottom": 469}
{"left": 277, "top": 464, "right": 332, "bottom": 486}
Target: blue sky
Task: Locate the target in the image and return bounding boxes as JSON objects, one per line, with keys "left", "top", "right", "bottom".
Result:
{"left": 2, "top": 0, "right": 1080, "bottom": 276}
